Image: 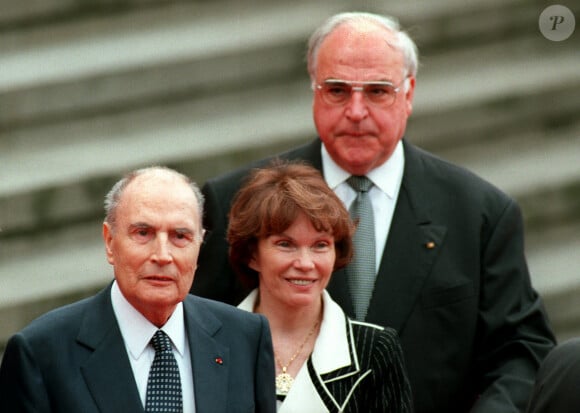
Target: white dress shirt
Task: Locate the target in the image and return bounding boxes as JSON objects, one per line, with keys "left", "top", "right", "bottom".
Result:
{"left": 111, "top": 280, "right": 195, "bottom": 412}
{"left": 321, "top": 140, "right": 405, "bottom": 273}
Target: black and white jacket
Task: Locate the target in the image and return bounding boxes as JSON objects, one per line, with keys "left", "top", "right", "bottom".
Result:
{"left": 239, "top": 290, "right": 413, "bottom": 413}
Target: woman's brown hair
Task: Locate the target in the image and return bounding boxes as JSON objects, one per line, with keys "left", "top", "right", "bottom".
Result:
{"left": 227, "top": 160, "right": 354, "bottom": 289}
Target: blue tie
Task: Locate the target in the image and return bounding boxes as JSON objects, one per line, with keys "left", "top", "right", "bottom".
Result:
{"left": 145, "top": 330, "right": 183, "bottom": 413}
{"left": 346, "top": 176, "right": 376, "bottom": 320}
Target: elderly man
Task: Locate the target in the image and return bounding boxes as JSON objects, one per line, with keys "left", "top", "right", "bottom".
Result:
{"left": 0, "top": 166, "right": 276, "bottom": 413}
{"left": 192, "top": 12, "right": 556, "bottom": 413}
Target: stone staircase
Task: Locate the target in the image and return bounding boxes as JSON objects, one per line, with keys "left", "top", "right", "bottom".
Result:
{"left": 1, "top": 0, "right": 579, "bottom": 356}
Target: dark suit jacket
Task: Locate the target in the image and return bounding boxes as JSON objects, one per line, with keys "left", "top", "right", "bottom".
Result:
{"left": 192, "top": 138, "right": 555, "bottom": 413}
{"left": 526, "top": 338, "right": 580, "bottom": 413}
{"left": 0, "top": 284, "right": 276, "bottom": 413}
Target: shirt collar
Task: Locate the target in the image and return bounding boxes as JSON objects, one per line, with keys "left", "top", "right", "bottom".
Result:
{"left": 311, "top": 290, "right": 351, "bottom": 373}
{"left": 237, "top": 289, "right": 351, "bottom": 374}
{"left": 111, "top": 280, "right": 186, "bottom": 360}
{"left": 321, "top": 139, "right": 405, "bottom": 199}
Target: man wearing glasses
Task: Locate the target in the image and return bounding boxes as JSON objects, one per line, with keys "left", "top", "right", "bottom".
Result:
{"left": 193, "top": 11, "right": 555, "bottom": 413}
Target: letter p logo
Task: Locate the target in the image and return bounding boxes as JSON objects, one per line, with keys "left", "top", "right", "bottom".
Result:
{"left": 550, "top": 15, "right": 566, "bottom": 31}
{"left": 539, "top": 5, "right": 575, "bottom": 41}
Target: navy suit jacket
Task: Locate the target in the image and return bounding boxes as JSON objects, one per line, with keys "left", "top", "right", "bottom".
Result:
{"left": 0, "top": 284, "right": 276, "bottom": 413}
{"left": 192, "top": 138, "right": 555, "bottom": 413}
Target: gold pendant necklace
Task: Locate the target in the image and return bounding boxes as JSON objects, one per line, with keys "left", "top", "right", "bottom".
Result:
{"left": 275, "top": 320, "right": 319, "bottom": 395}
{"left": 275, "top": 367, "right": 294, "bottom": 395}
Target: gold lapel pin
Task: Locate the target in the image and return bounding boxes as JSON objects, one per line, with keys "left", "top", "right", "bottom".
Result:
{"left": 426, "top": 241, "right": 435, "bottom": 249}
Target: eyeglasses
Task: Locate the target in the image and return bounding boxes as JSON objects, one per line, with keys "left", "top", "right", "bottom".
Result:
{"left": 315, "top": 78, "right": 407, "bottom": 107}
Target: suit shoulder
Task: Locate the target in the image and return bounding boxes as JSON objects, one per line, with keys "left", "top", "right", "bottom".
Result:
{"left": 349, "top": 319, "right": 400, "bottom": 344}
{"left": 13, "top": 294, "right": 95, "bottom": 341}
{"left": 187, "top": 294, "right": 265, "bottom": 325}
{"left": 202, "top": 140, "right": 319, "bottom": 191}
{"left": 348, "top": 320, "right": 405, "bottom": 368}
{"left": 406, "top": 142, "right": 515, "bottom": 205}
{"left": 349, "top": 318, "right": 385, "bottom": 331}
{"left": 185, "top": 295, "right": 270, "bottom": 346}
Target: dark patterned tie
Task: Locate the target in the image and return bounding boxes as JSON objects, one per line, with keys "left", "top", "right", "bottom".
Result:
{"left": 145, "top": 330, "right": 183, "bottom": 413}
{"left": 346, "top": 175, "right": 376, "bottom": 320}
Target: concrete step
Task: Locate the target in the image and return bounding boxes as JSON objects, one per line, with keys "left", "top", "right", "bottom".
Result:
{"left": 0, "top": 221, "right": 110, "bottom": 345}
{"left": 0, "top": 0, "right": 350, "bottom": 128}
{"left": 527, "top": 221, "right": 580, "bottom": 342}
{"left": 0, "top": 80, "right": 314, "bottom": 237}
{"left": 437, "top": 123, "right": 580, "bottom": 221}
{"left": 0, "top": 0, "right": 186, "bottom": 27}
{"left": 409, "top": 35, "right": 580, "bottom": 148}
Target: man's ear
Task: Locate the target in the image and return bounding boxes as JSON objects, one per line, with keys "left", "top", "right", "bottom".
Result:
{"left": 404, "top": 76, "right": 416, "bottom": 116}
{"left": 103, "top": 222, "right": 115, "bottom": 265}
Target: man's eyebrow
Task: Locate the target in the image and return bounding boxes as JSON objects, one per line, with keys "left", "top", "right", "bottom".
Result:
{"left": 129, "top": 222, "right": 152, "bottom": 229}
{"left": 174, "top": 227, "right": 193, "bottom": 234}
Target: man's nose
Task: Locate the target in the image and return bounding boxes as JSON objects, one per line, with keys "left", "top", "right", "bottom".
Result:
{"left": 345, "top": 89, "right": 369, "bottom": 120}
{"left": 151, "top": 234, "right": 173, "bottom": 264}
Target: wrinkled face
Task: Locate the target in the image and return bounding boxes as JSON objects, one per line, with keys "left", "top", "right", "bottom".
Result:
{"left": 103, "top": 172, "right": 202, "bottom": 326}
{"left": 250, "top": 213, "right": 335, "bottom": 310}
{"left": 313, "top": 22, "right": 415, "bottom": 176}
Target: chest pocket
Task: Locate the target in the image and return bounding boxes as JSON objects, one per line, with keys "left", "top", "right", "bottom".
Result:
{"left": 420, "top": 281, "right": 475, "bottom": 310}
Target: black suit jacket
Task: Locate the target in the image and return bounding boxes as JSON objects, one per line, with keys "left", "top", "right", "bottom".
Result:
{"left": 0, "top": 284, "right": 276, "bottom": 413}
{"left": 526, "top": 338, "right": 580, "bottom": 413}
{"left": 193, "top": 138, "right": 555, "bottom": 412}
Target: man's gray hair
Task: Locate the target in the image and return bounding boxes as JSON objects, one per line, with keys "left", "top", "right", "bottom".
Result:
{"left": 104, "top": 166, "right": 205, "bottom": 239}
{"left": 307, "top": 12, "right": 419, "bottom": 81}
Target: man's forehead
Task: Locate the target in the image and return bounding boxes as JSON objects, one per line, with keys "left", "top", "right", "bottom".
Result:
{"left": 123, "top": 208, "right": 199, "bottom": 234}
{"left": 120, "top": 175, "right": 198, "bottom": 216}
{"left": 125, "top": 172, "right": 192, "bottom": 199}
{"left": 131, "top": 169, "right": 187, "bottom": 189}
{"left": 329, "top": 21, "right": 399, "bottom": 51}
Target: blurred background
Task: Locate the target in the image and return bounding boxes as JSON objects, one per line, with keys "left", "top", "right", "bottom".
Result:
{"left": 1, "top": 0, "right": 579, "bottom": 359}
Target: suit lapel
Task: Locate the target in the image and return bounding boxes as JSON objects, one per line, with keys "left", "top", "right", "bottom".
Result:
{"left": 183, "top": 296, "right": 230, "bottom": 413}
{"left": 367, "top": 184, "right": 446, "bottom": 331}
{"left": 303, "top": 317, "right": 376, "bottom": 412}
{"left": 78, "top": 286, "right": 144, "bottom": 412}
{"left": 366, "top": 142, "right": 447, "bottom": 332}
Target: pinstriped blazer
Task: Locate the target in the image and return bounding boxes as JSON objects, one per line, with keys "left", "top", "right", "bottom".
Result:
{"left": 239, "top": 290, "right": 413, "bottom": 413}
